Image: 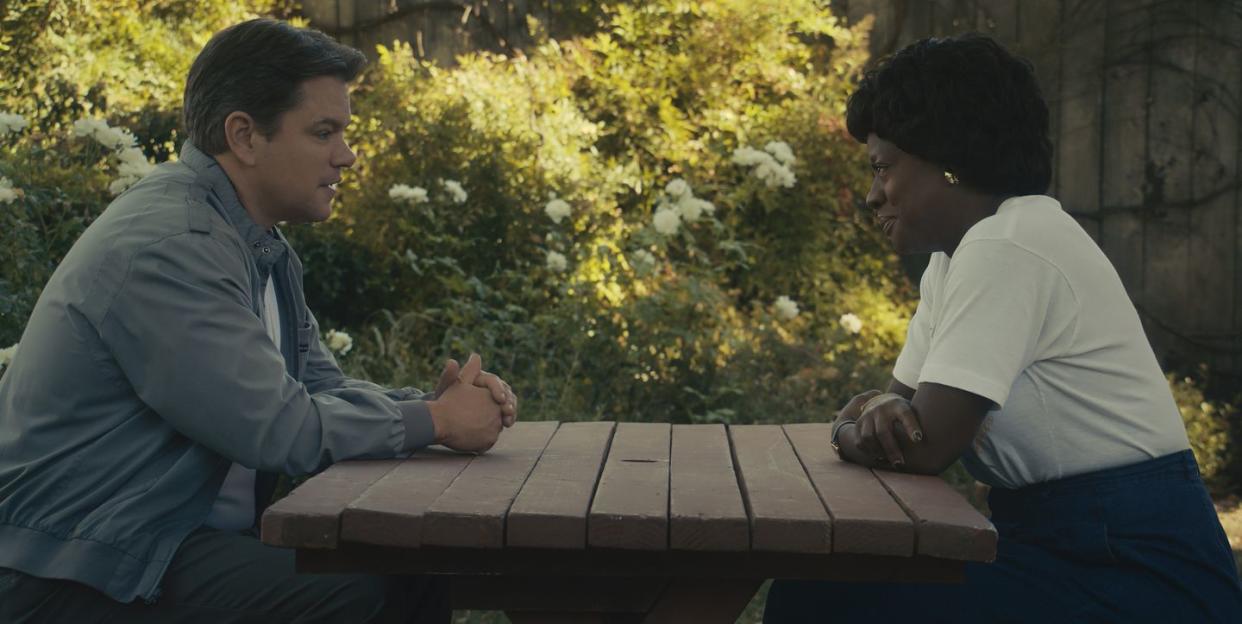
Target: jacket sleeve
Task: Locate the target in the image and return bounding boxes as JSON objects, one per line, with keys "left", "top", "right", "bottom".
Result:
{"left": 301, "top": 309, "right": 437, "bottom": 446}
{"left": 98, "top": 232, "right": 430, "bottom": 475}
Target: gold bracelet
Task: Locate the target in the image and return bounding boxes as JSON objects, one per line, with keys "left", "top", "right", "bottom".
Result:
{"left": 830, "top": 419, "right": 856, "bottom": 455}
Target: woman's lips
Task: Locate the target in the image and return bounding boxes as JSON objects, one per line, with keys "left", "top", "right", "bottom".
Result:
{"left": 880, "top": 217, "right": 896, "bottom": 235}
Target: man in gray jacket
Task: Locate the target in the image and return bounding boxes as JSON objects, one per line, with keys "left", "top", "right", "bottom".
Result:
{"left": 0, "top": 18, "right": 516, "bottom": 622}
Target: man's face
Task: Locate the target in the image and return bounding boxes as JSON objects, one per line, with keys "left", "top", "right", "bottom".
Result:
{"left": 250, "top": 75, "right": 356, "bottom": 225}
{"left": 865, "top": 133, "right": 951, "bottom": 255}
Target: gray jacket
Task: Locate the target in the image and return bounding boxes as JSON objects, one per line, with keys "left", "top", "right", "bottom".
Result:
{"left": 0, "top": 142, "right": 435, "bottom": 603}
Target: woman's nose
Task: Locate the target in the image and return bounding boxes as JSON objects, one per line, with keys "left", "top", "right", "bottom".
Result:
{"left": 865, "top": 176, "right": 884, "bottom": 211}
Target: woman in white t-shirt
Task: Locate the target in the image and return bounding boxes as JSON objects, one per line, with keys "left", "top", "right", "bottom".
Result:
{"left": 764, "top": 34, "right": 1241, "bottom": 623}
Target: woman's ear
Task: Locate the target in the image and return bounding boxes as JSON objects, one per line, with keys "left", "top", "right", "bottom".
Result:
{"left": 222, "top": 111, "right": 260, "bottom": 166}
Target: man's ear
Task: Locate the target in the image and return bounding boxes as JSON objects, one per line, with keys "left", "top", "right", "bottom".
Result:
{"left": 222, "top": 111, "right": 261, "bottom": 166}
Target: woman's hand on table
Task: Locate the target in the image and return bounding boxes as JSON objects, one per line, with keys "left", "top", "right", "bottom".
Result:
{"left": 835, "top": 390, "right": 922, "bottom": 468}
{"left": 853, "top": 392, "right": 923, "bottom": 467}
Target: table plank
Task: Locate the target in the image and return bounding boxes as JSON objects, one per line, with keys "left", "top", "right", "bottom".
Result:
{"left": 299, "top": 543, "right": 966, "bottom": 583}
{"left": 260, "top": 460, "right": 399, "bottom": 549}
{"left": 872, "top": 471, "right": 997, "bottom": 562}
{"left": 783, "top": 423, "right": 915, "bottom": 556}
{"left": 589, "top": 422, "right": 671, "bottom": 550}
{"left": 420, "top": 421, "right": 560, "bottom": 548}
{"left": 729, "top": 425, "right": 831, "bottom": 554}
{"left": 339, "top": 447, "right": 475, "bottom": 548}
{"left": 669, "top": 424, "right": 749, "bottom": 551}
{"left": 507, "top": 421, "right": 617, "bottom": 549}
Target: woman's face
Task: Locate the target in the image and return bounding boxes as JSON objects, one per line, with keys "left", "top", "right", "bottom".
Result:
{"left": 865, "top": 134, "right": 955, "bottom": 255}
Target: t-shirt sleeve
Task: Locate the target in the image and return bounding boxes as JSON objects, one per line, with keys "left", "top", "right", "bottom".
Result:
{"left": 916, "top": 239, "right": 1067, "bottom": 408}
{"left": 892, "top": 259, "right": 938, "bottom": 389}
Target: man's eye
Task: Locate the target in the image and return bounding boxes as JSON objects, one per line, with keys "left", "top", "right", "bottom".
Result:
{"left": 316, "top": 130, "right": 331, "bottom": 140}
{"left": 871, "top": 163, "right": 889, "bottom": 174}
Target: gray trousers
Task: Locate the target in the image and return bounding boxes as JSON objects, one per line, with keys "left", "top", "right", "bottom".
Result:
{"left": 0, "top": 527, "right": 450, "bottom": 623}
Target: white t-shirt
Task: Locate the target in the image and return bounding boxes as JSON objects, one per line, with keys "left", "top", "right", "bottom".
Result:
{"left": 892, "top": 195, "right": 1189, "bottom": 489}
{"left": 202, "top": 277, "right": 278, "bottom": 530}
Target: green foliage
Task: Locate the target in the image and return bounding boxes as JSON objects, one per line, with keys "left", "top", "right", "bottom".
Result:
{"left": 1170, "top": 367, "right": 1239, "bottom": 493}
{"left": 1, "top": 0, "right": 911, "bottom": 426}
{"left": 3, "top": 2, "right": 1235, "bottom": 519}
{"left": 0, "top": 0, "right": 290, "bottom": 344}
{"left": 0, "top": 135, "right": 114, "bottom": 344}
{"left": 300, "top": 0, "right": 909, "bottom": 424}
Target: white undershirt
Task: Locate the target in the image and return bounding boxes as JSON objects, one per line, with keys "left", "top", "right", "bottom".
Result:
{"left": 892, "top": 195, "right": 1189, "bottom": 489}
{"left": 202, "top": 277, "right": 278, "bottom": 530}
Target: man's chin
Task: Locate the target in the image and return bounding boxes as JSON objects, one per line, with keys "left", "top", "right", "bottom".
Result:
{"left": 302, "top": 200, "right": 335, "bottom": 224}
{"left": 278, "top": 209, "right": 332, "bottom": 226}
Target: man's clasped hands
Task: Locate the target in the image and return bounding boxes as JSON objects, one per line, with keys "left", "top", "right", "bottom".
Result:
{"left": 426, "top": 354, "right": 517, "bottom": 453}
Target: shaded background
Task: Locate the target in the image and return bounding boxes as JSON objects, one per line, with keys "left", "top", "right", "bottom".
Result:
{"left": 303, "top": 0, "right": 1242, "bottom": 385}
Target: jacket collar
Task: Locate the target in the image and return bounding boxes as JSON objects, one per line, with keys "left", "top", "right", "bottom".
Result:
{"left": 179, "top": 141, "right": 288, "bottom": 271}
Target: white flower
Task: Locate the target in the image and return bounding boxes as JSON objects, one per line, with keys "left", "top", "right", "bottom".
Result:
{"left": 441, "top": 179, "right": 468, "bottom": 204}
{"left": 730, "top": 146, "right": 770, "bottom": 167}
{"left": 653, "top": 207, "right": 682, "bottom": 236}
{"left": 116, "top": 148, "right": 154, "bottom": 178}
{"left": 388, "top": 184, "right": 428, "bottom": 204}
{"left": 0, "top": 343, "right": 17, "bottom": 369}
{"left": 631, "top": 249, "right": 656, "bottom": 270}
{"left": 72, "top": 118, "right": 109, "bottom": 138}
{"left": 109, "top": 177, "right": 136, "bottom": 196}
{"left": 0, "top": 176, "right": 18, "bottom": 204}
{"left": 324, "top": 329, "right": 353, "bottom": 355}
{"left": 0, "top": 112, "right": 28, "bottom": 135}
{"left": 675, "top": 196, "right": 715, "bottom": 221}
{"left": 545, "top": 250, "right": 568, "bottom": 272}
{"left": 96, "top": 126, "right": 136, "bottom": 150}
{"left": 116, "top": 147, "right": 152, "bottom": 171}
{"left": 774, "top": 296, "right": 799, "bottom": 320}
{"left": 753, "top": 160, "right": 796, "bottom": 188}
{"left": 72, "top": 118, "right": 138, "bottom": 151}
{"left": 764, "top": 140, "right": 796, "bottom": 166}
{"left": 734, "top": 145, "right": 797, "bottom": 188}
{"left": 544, "top": 198, "right": 571, "bottom": 224}
{"left": 839, "top": 313, "right": 863, "bottom": 334}
{"left": 664, "top": 178, "right": 690, "bottom": 199}
{"left": 116, "top": 146, "right": 146, "bottom": 165}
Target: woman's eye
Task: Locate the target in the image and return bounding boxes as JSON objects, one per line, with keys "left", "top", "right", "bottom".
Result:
{"left": 871, "top": 163, "right": 889, "bottom": 174}
{"left": 316, "top": 130, "right": 331, "bottom": 140}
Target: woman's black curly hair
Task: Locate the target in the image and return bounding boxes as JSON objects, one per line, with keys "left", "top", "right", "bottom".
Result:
{"left": 846, "top": 34, "right": 1052, "bottom": 196}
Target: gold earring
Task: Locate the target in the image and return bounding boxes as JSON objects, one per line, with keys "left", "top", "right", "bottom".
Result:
{"left": 943, "top": 170, "right": 960, "bottom": 185}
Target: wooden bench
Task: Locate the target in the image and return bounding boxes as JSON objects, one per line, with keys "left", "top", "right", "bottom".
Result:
{"left": 262, "top": 421, "right": 996, "bottom": 623}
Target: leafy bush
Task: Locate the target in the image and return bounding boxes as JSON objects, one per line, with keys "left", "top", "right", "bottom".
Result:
{"left": 2, "top": 2, "right": 1236, "bottom": 511}
{"left": 0, "top": 0, "right": 292, "bottom": 345}
{"left": 297, "top": 0, "right": 911, "bottom": 424}
{"left": 1171, "top": 367, "right": 1239, "bottom": 493}
{"left": 3, "top": 1, "right": 910, "bottom": 427}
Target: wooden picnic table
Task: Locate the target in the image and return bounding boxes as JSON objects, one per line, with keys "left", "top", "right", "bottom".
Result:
{"left": 261, "top": 421, "right": 996, "bottom": 623}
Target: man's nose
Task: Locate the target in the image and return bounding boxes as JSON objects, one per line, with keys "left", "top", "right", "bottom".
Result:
{"left": 335, "top": 141, "right": 357, "bottom": 169}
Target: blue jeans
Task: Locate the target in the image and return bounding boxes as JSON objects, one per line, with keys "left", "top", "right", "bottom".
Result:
{"left": 764, "top": 450, "right": 1242, "bottom": 623}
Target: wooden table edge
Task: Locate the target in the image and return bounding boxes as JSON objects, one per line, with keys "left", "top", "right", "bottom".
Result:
{"left": 294, "top": 542, "right": 970, "bottom": 584}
